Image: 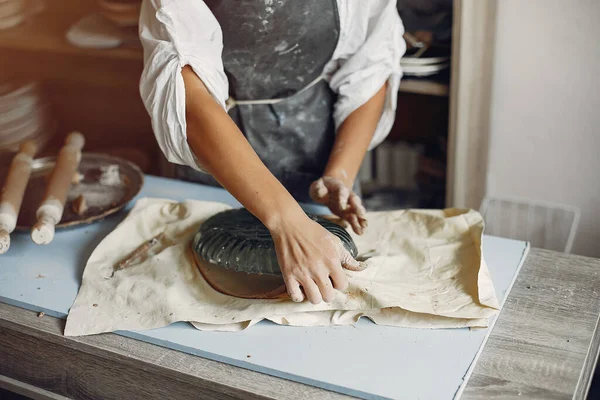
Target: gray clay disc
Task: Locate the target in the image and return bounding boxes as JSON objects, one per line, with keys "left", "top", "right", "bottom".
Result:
{"left": 192, "top": 208, "right": 358, "bottom": 276}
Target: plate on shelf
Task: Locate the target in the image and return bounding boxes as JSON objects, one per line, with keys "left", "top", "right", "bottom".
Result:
{"left": 401, "top": 45, "right": 451, "bottom": 66}
{"left": 402, "top": 62, "right": 450, "bottom": 77}
{"left": 12, "top": 153, "right": 144, "bottom": 230}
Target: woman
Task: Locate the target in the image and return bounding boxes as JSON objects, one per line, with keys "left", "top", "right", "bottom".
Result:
{"left": 139, "top": 0, "right": 405, "bottom": 304}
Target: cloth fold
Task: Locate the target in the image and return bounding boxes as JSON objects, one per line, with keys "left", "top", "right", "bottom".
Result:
{"left": 65, "top": 198, "right": 498, "bottom": 336}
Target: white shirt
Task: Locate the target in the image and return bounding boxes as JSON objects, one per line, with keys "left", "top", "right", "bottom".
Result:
{"left": 139, "top": 0, "right": 406, "bottom": 172}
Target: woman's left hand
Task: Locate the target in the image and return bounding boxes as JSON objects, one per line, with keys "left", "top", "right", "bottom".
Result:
{"left": 309, "top": 176, "right": 368, "bottom": 235}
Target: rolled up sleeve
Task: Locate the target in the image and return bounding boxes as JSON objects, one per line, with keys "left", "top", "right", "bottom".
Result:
{"left": 139, "top": 0, "right": 228, "bottom": 171}
{"left": 328, "top": 0, "right": 406, "bottom": 150}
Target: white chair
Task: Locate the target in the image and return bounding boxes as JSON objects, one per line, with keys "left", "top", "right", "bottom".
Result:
{"left": 480, "top": 195, "right": 580, "bottom": 253}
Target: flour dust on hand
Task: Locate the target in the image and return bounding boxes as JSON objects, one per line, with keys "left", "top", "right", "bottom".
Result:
{"left": 309, "top": 176, "right": 368, "bottom": 235}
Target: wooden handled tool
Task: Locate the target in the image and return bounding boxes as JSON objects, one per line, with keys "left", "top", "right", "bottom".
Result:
{"left": 0, "top": 140, "right": 38, "bottom": 254}
{"left": 113, "top": 232, "right": 165, "bottom": 273}
{"left": 31, "top": 132, "right": 85, "bottom": 245}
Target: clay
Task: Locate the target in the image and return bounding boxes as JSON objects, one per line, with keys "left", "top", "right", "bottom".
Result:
{"left": 99, "top": 165, "right": 121, "bottom": 185}
{"left": 71, "top": 194, "right": 87, "bottom": 216}
{"left": 72, "top": 171, "right": 84, "bottom": 184}
{"left": 193, "top": 251, "right": 287, "bottom": 300}
{"left": 192, "top": 208, "right": 358, "bottom": 276}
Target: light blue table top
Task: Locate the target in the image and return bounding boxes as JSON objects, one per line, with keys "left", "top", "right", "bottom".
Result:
{"left": 0, "top": 175, "right": 530, "bottom": 400}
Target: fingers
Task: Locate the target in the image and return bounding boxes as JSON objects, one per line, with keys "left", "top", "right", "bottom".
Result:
{"left": 275, "top": 214, "right": 368, "bottom": 306}
{"left": 321, "top": 177, "right": 349, "bottom": 212}
{"left": 349, "top": 193, "right": 365, "bottom": 214}
{"left": 346, "top": 213, "right": 363, "bottom": 235}
{"left": 301, "top": 278, "right": 323, "bottom": 305}
{"left": 297, "top": 270, "right": 337, "bottom": 304}
{"left": 343, "top": 259, "right": 368, "bottom": 271}
{"left": 313, "top": 176, "right": 350, "bottom": 214}
{"left": 286, "top": 263, "right": 358, "bottom": 304}
{"left": 312, "top": 178, "right": 368, "bottom": 230}
{"left": 348, "top": 194, "right": 368, "bottom": 233}
{"left": 349, "top": 194, "right": 367, "bottom": 220}
{"left": 284, "top": 277, "right": 305, "bottom": 303}
{"left": 286, "top": 269, "right": 340, "bottom": 305}
{"left": 358, "top": 216, "right": 368, "bottom": 231}
{"left": 329, "top": 268, "right": 349, "bottom": 291}
{"left": 335, "top": 185, "right": 350, "bottom": 211}
{"left": 309, "top": 178, "right": 329, "bottom": 203}
{"left": 314, "top": 274, "right": 336, "bottom": 303}
{"left": 339, "top": 247, "right": 367, "bottom": 272}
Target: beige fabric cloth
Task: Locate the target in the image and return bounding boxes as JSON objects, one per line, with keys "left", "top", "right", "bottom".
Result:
{"left": 64, "top": 198, "right": 499, "bottom": 336}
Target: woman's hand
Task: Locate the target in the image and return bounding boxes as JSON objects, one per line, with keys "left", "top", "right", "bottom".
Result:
{"left": 309, "top": 176, "right": 368, "bottom": 235}
{"left": 269, "top": 212, "right": 365, "bottom": 304}
{"left": 311, "top": 83, "right": 387, "bottom": 235}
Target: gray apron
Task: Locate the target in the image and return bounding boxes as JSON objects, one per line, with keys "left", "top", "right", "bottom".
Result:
{"left": 175, "top": 0, "right": 356, "bottom": 204}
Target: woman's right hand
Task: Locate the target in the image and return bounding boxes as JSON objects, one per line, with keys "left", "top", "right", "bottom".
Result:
{"left": 268, "top": 212, "right": 365, "bottom": 304}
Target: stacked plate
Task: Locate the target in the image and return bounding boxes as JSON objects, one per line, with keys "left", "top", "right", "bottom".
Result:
{"left": 97, "top": 0, "right": 142, "bottom": 28}
{"left": 401, "top": 32, "right": 450, "bottom": 77}
{"left": 0, "top": 0, "right": 43, "bottom": 30}
{"left": 66, "top": 0, "right": 142, "bottom": 49}
{"left": 0, "top": 81, "right": 57, "bottom": 157}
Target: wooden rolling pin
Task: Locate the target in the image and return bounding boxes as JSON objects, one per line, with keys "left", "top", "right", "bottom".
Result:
{"left": 31, "top": 132, "right": 85, "bottom": 245}
{"left": 0, "top": 140, "right": 38, "bottom": 254}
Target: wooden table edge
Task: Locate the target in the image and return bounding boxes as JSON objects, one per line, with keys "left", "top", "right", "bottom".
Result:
{"left": 1, "top": 247, "right": 599, "bottom": 400}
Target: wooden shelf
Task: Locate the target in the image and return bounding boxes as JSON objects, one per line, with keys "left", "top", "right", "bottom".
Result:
{"left": 0, "top": 0, "right": 142, "bottom": 62}
{"left": 399, "top": 79, "right": 450, "bottom": 97}
{"left": 0, "top": 0, "right": 451, "bottom": 99}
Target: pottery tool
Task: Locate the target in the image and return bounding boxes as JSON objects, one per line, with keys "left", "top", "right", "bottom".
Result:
{"left": 31, "top": 132, "right": 85, "bottom": 245}
{"left": 0, "top": 140, "right": 38, "bottom": 254}
{"left": 113, "top": 232, "right": 165, "bottom": 273}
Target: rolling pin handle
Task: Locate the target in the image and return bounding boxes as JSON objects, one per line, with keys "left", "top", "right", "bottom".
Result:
{"left": 0, "top": 230, "right": 9, "bottom": 254}
{"left": 20, "top": 140, "right": 38, "bottom": 158}
{"left": 31, "top": 216, "right": 56, "bottom": 245}
{"left": 66, "top": 131, "right": 85, "bottom": 150}
{"left": 30, "top": 131, "right": 86, "bottom": 245}
{"left": 0, "top": 139, "right": 39, "bottom": 254}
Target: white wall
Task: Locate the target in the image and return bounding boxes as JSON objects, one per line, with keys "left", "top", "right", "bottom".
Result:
{"left": 486, "top": 0, "right": 600, "bottom": 257}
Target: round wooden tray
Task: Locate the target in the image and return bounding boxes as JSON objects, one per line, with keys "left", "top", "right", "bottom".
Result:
{"left": 14, "top": 152, "right": 144, "bottom": 231}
